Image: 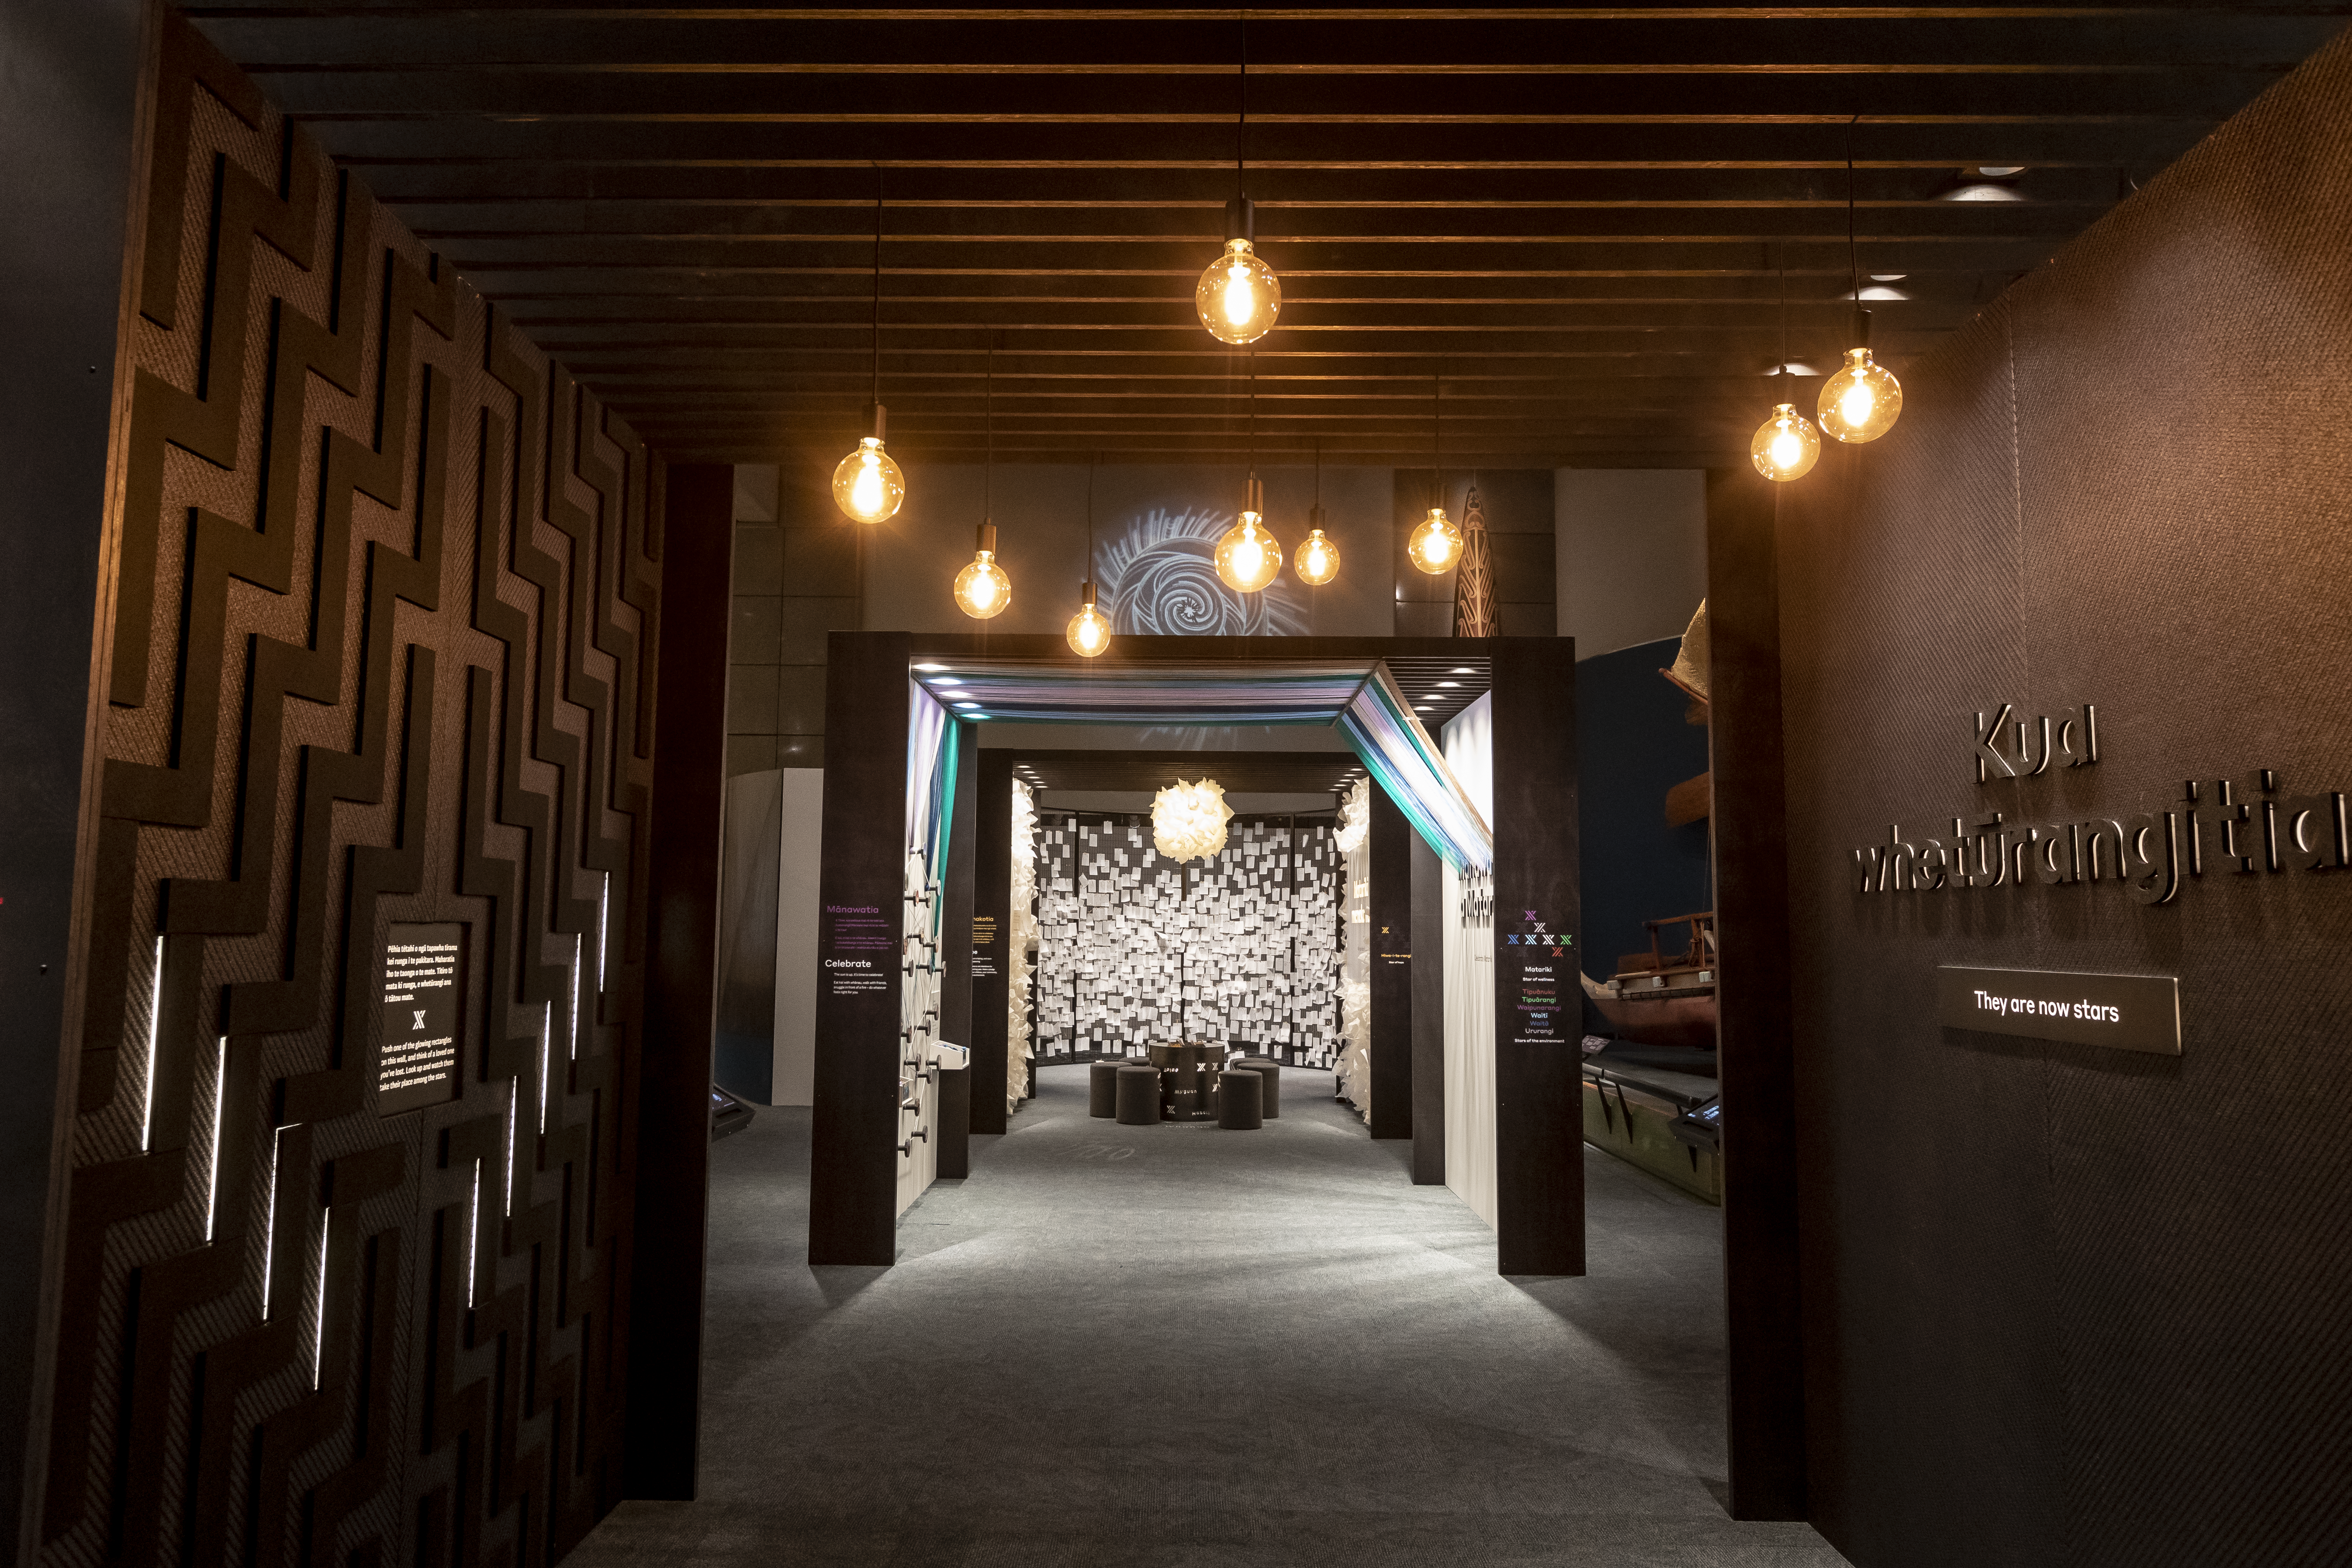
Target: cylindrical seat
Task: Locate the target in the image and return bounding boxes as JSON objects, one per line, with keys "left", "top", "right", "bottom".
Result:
{"left": 1088, "top": 1060, "right": 1122, "bottom": 1118}
{"left": 1115, "top": 1065, "right": 1162, "bottom": 1125}
{"left": 1231, "top": 1060, "right": 1280, "bottom": 1118}
{"left": 1218, "top": 1069, "right": 1263, "bottom": 1129}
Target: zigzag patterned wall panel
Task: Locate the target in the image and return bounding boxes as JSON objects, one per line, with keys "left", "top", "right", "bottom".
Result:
{"left": 39, "top": 17, "right": 662, "bottom": 1566}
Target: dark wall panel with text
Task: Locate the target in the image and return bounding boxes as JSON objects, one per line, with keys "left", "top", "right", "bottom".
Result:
{"left": 1774, "top": 32, "right": 2352, "bottom": 1568}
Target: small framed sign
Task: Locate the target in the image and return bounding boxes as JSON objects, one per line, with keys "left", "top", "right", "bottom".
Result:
{"left": 379, "top": 922, "right": 466, "bottom": 1114}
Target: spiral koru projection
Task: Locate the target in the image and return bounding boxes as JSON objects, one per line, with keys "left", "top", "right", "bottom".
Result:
{"left": 1096, "top": 506, "right": 1308, "bottom": 637}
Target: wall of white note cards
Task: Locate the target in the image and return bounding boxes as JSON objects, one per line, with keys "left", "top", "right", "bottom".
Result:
{"left": 1031, "top": 810, "right": 1343, "bottom": 1064}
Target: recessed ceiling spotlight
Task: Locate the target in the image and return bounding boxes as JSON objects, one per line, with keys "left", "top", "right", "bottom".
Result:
{"left": 931, "top": 676, "right": 963, "bottom": 686}
{"left": 1764, "top": 360, "right": 1822, "bottom": 377}
{"left": 1869, "top": 273, "right": 1907, "bottom": 283}
{"left": 1938, "top": 182, "right": 2032, "bottom": 204}
{"left": 1973, "top": 165, "right": 2026, "bottom": 178}
{"left": 914, "top": 663, "right": 949, "bottom": 672}
{"left": 955, "top": 701, "right": 981, "bottom": 709}
{"left": 1437, "top": 680, "right": 1461, "bottom": 688}
{"left": 1450, "top": 666, "right": 1475, "bottom": 674}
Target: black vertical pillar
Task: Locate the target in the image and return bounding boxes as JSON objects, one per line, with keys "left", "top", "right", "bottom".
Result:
{"left": 4, "top": 0, "right": 151, "bottom": 1545}
{"left": 809, "top": 632, "right": 911, "bottom": 1265}
{"left": 1707, "top": 470, "right": 1806, "bottom": 1520}
{"left": 625, "top": 464, "right": 736, "bottom": 1498}
{"left": 1491, "top": 635, "right": 1583, "bottom": 1277}
{"left": 1367, "top": 788, "right": 1415, "bottom": 1138}
{"left": 934, "top": 721, "right": 977, "bottom": 1178}
{"left": 1409, "top": 831, "right": 1446, "bottom": 1184}
{"left": 970, "top": 751, "right": 1014, "bottom": 1134}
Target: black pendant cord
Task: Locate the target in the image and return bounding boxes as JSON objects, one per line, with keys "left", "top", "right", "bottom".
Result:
{"left": 1847, "top": 111, "right": 1863, "bottom": 343}
{"left": 1432, "top": 372, "right": 1443, "bottom": 507}
{"left": 1778, "top": 242, "right": 1790, "bottom": 381}
{"left": 1313, "top": 436, "right": 1321, "bottom": 507}
{"left": 1086, "top": 449, "right": 1097, "bottom": 585}
{"left": 1236, "top": 11, "right": 1249, "bottom": 204}
{"left": 984, "top": 344, "right": 993, "bottom": 519}
{"left": 1246, "top": 347, "right": 1257, "bottom": 498}
{"left": 870, "top": 163, "right": 883, "bottom": 411}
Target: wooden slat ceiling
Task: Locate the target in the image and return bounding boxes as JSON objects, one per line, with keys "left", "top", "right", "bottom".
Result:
{"left": 188, "top": 4, "right": 2346, "bottom": 467}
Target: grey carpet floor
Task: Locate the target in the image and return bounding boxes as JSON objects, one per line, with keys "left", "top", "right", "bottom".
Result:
{"left": 568, "top": 1064, "right": 1850, "bottom": 1567}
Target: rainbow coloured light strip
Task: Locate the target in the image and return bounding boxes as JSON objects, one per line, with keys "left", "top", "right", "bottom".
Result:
{"left": 910, "top": 658, "right": 1493, "bottom": 872}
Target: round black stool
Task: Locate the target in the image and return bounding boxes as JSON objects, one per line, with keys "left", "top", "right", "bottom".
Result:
{"left": 1088, "top": 1060, "right": 1122, "bottom": 1118}
{"left": 1218, "top": 1069, "right": 1263, "bottom": 1129}
{"left": 1231, "top": 1059, "right": 1280, "bottom": 1118}
{"left": 1114, "top": 1064, "right": 1161, "bottom": 1125}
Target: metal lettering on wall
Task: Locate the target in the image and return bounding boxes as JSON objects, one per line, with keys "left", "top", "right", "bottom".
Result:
{"left": 1847, "top": 702, "right": 2348, "bottom": 907}
{"left": 1936, "top": 966, "right": 2182, "bottom": 1055}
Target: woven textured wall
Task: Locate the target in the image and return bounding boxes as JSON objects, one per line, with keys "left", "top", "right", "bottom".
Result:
{"left": 1776, "top": 29, "right": 2352, "bottom": 1568}
{"left": 39, "top": 18, "right": 660, "bottom": 1566}
{"left": 1034, "top": 813, "right": 1342, "bottom": 1063}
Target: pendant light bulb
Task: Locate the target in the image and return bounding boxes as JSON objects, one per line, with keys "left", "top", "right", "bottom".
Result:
{"left": 1407, "top": 507, "right": 1462, "bottom": 575}
{"left": 833, "top": 415, "right": 905, "bottom": 524}
{"left": 1294, "top": 506, "right": 1340, "bottom": 586}
{"left": 1066, "top": 581, "right": 1112, "bottom": 658}
{"left": 1751, "top": 402, "right": 1821, "bottom": 482}
{"left": 1215, "top": 476, "right": 1283, "bottom": 593}
{"left": 952, "top": 523, "right": 1011, "bottom": 619}
{"left": 1198, "top": 237, "right": 1280, "bottom": 345}
{"left": 1819, "top": 346, "right": 1903, "bottom": 443}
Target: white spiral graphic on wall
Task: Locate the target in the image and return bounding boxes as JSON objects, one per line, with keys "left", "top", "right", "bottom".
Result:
{"left": 1096, "top": 506, "right": 1307, "bottom": 637}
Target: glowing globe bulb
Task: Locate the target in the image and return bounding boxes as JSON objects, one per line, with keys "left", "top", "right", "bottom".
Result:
{"left": 1214, "top": 510, "right": 1284, "bottom": 592}
{"left": 1195, "top": 238, "right": 1280, "bottom": 345}
{"left": 1294, "top": 526, "right": 1340, "bottom": 586}
{"left": 1818, "top": 346, "right": 1903, "bottom": 443}
{"left": 951, "top": 530, "right": 1011, "bottom": 620}
{"left": 1065, "top": 585, "right": 1112, "bottom": 658}
{"left": 831, "top": 436, "right": 905, "bottom": 523}
{"left": 1750, "top": 402, "right": 1821, "bottom": 482}
{"left": 1407, "top": 507, "right": 1462, "bottom": 575}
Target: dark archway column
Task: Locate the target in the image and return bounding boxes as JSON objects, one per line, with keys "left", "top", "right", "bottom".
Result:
{"left": 1491, "top": 635, "right": 1584, "bottom": 1277}
{"left": 1368, "top": 788, "right": 1415, "bottom": 1138}
{"left": 626, "top": 463, "right": 737, "bottom": 1498}
{"left": 1409, "top": 831, "right": 1446, "bottom": 1184}
{"left": 808, "top": 632, "right": 911, "bottom": 1265}
{"left": 1706, "top": 469, "right": 1807, "bottom": 1520}
{"left": 969, "top": 750, "right": 1015, "bottom": 1134}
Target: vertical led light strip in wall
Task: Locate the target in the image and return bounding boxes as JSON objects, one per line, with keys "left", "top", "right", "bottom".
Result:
{"left": 538, "top": 1003, "right": 551, "bottom": 1135}
{"left": 311, "top": 1212, "right": 330, "bottom": 1389}
{"left": 204, "top": 1037, "right": 227, "bottom": 1241}
{"left": 504, "top": 1081, "right": 516, "bottom": 1217}
{"left": 597, "top": 873, "right": 609, "bottom": 993}
{"left": 260, "top": 1125, "right": 285, "bottom": 1320}
{"left": 466, "top": 1158, "right": 481, "bottom": 1308}
{"left": 141, "top": 935, "right": 163, "bottom": 1151}
{"left": 569, "top": 935, "right": 582, "bottom": 1059}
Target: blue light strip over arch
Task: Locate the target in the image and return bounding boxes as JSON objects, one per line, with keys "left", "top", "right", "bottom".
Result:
{"left": 912, "top": 658, "right": 1493, "bottom": 872}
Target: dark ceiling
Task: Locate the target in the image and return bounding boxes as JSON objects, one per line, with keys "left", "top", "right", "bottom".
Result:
{"left": 190, "top": 4, "right": 2345, "bottom": 468}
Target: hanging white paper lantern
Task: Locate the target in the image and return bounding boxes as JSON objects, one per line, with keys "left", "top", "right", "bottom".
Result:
{"left": 1152, "top": 776, "right": 1234, "bottom": 863}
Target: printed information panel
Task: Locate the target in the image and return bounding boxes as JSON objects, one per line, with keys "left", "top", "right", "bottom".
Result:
{"left": 379, "top": 922, "right": 466, "bottom": 1113}
{"left": 1936, "top": 965, "right": 2180, "bottom": 1055}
